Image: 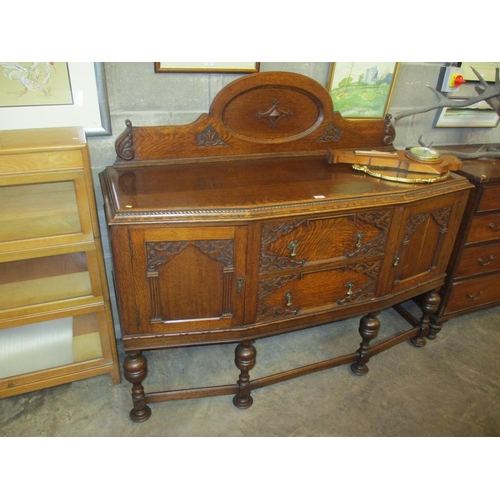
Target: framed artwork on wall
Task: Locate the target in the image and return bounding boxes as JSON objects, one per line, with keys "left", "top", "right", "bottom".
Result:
{"left": 459, "top": 62, "right": 500, "bottom": 82}
{"left": 327, "top": 62, "right": 400, "bottom": 118}
{"left": 434, "top": 99, "right": 500, "bottom": 128}
{"left": 0, "top": 62, "right": 111, "bottom": 136}
{"left": 154, "top": 62, "right": 260, "bottom": 73}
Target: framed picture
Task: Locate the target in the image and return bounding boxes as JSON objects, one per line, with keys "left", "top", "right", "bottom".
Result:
{"left": 327, "top": 62, "right": 400, "bottom": 118}
{"left": 0, "top": 62, "right": 111, "bottom": 136}
{"left": 154, "top": 62, "right": 260, "bottom": 73}
{"left": 459, "top": 62, "right": 500, "bottom": 82}
{"left": 434, "top": 99, "right": 500, "bottom": 128}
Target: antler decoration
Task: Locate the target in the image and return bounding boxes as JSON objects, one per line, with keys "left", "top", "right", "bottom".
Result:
{"left": 393, "top": 67, "right": 500, "bottom": 122}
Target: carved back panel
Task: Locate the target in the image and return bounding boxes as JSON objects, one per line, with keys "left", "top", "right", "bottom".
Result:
{"left": 114, "top": 71, "right": 395, "bottom": 166}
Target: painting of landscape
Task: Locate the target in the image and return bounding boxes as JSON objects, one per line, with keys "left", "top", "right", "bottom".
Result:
{"left": 328, "top": 62, "right": 399, "bottom": 118}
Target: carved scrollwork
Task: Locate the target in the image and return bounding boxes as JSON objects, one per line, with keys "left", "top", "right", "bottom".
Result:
{"left": 197, "top": 125, "right": 228, "bottom": 147}
{"left": 257, "top": 275, "right": 300, "bottom": 321}
{"left": 383, "top": 114, "right": 396, "bottom": 145}
{"left": 115, "top": 119, "right": 135, "bottom": 160}
{"left": 259, "top": 219, "right": 308, "bottom": 273}
{"left": 146, "top": 239, "right": 234, "bottom": 273}
{"left": 432, "top": 206, "right": 452, "bottom": 234}
{"left": 317, "top": 122, "right": 342, "bottom": 142}
{"left": 336, "top": 261, "right": 381, "bottom": 306}
{"left": 256, "top": 99, "right": 292, "bottom": 129}
{"left": 344, "top": 210, "right": 392, "bottom": 258}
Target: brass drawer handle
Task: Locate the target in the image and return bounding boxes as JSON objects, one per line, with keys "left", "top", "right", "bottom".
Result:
{"left": 488, "top": 222, "right": 500, "bottom": 231}
{"left": 393, "top": 252, "right": 400, "bottom": 267}
{"left": 467, "top": 290, "right": 484, "bottom": 301}
{"left": 345, "top": 281, "right": 355, "bottom": 296}
{"left": 285, "top": 291, "right": 293, "bottom": 307}
{"left": 288, "top": 240, "right": 300, "bottom": 257}
{"left": 355, "top": 231, "right": 364, "bottom": 249}
{"left": 477, "top": 255, "right": 495, "bottom": 266}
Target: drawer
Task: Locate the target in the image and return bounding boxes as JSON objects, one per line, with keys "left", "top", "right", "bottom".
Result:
{"left": 256, "top": 260, "right": 381, "bottom": 322}
{"left": 466, "top": 212, "right": 500, "bottom": 244}
{"left": 445, "top": 274, "right": 500, "bottom": 315}
{"left": 0, "top": 150, "right": 84, "bottom": 174}
{"left": 259, "top": 209, "right": 392, "bottom": 273}
{"left": 456, "top": 242, "right": 500, "bottom": 278}
{"left": 478, "top": 184, "right": 500, "bottom": 212}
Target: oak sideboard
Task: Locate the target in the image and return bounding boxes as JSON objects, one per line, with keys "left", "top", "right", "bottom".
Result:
{"left": 100, "top": 71, "right": 471, "bottom": 421}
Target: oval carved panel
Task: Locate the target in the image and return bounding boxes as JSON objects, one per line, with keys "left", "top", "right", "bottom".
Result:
{"left": 222, "top": 87, "right": 323, "bottom": 143}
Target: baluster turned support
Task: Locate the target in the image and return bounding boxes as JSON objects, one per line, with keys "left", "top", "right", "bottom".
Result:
{"left": 411, "top": 290, "right": 441, "bottom": 347}
{"left": 124, "top": 351, "right": 152, "bottom": 422}
{"left": 351, "top": 312, "right": 380, "bottom": 376}
{"left": 233, "top": 340, "right": 257, "bottom": 409}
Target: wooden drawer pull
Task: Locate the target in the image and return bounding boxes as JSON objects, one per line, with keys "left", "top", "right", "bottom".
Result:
{"left": 288, "top": 240, "right": 300, "bottom": 257}
{"left": 477, "top": 255, "right": 495, "bottom": 266}
{"left": 467, "top": 290, "right": 484, "bottom": 301}
{"left": 488, "top": 223, "right": 500, "bottom": 231}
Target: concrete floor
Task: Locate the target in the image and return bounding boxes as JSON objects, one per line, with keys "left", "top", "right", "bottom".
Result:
{"left": 1, "top": 302, "right": 499, "bottom": 437}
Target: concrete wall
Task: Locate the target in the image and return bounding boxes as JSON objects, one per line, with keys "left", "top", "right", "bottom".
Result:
{"left": 88, "top": 62, "right": 500, "bottom": 337}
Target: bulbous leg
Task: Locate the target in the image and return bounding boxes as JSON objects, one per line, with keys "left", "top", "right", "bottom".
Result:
{"left": 428, "top": 315, "right": 443, "bottom": 340}
{"left": 233, "top": 340, "right": 256, "bottom": 409}
{"left": 123, "top": 350, "right": 151, "bottom": 422}
{"left": 411, "top": 290, "right": 441, "bottom": 347}
{"left": 351, "top": 312, "right": 380, "bottom": 376}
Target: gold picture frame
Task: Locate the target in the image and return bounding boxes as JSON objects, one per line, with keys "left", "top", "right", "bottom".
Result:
{"left": 327, "top": 62, "right": 400, "bottom": 118}
{"left": 154, "top": 62, "right": 260, "bottom": 73}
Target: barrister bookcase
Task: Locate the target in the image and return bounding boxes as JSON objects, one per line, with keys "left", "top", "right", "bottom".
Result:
{"left": 0, "top": 127, "right": 121, "bottom": 398}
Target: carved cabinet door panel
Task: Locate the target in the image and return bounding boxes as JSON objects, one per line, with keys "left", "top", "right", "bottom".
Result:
{"left": 390, "top": 192, "right": 465, "bottom": 294}
{"left": 129, "top": 226, "right": 247, "bottom": 334}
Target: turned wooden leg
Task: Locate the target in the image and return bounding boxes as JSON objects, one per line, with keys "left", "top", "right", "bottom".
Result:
{"left": 351, "top": 312, "right": 380, "bottom": 376}
{"left": 123, "top": 350, "right": 152, "bottom": 422}
{"left": 428, "top": 315, "right": 443, "bottom": 340}
{"left": 233, "top": 340, "right": 256, "bottom": 409}
{"left": 411, "top": 290, "right": 441, "bottom": 347}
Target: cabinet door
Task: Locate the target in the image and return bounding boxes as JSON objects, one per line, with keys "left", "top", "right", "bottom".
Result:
{"left": 129, "top": 226, "right": 247, "bottom": 334}
{"left": 390, "top": 193, "right": 465, "bottom": 293}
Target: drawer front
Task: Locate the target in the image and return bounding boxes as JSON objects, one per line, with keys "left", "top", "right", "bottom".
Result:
{"left": 456, "top": 242, "right": 500, "bottom": 279}
{"left": 445, "top": 274, "right": 500, "bottom": 315}
{"left": 478, "top": 184, "right": 500, "bottom": 212}
{"left": 259, "top": 209, "right": 392, "bottom": 274}
{"left": 256, "top": 260, "right": 381, "bottom": 322}
{"left": 0, "top": 150, "right": 84, "bottom": 174}
{"left": 467, "top": 213, "right": 500, "bottom": 244}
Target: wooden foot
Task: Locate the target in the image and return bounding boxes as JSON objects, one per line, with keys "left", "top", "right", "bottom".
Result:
{"left": 411, "top": 290, "right": 441, "bottom": 347}
{"left": 123, "top": 351, "right": 152, "bottom": 422}
{"left": 351, "top": 312, "right": 380, "bottom": 376}
{"left": 233, "top": 340, "right": 256, "bottom": 409}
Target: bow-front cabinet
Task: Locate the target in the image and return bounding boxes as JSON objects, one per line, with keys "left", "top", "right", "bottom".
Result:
{"left": 100, "top": 71, "right": 471, "bottom": 421}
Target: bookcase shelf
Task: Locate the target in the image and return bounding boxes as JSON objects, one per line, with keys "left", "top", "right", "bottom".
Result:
{"left": 0, "top": 127, "right": 121, "bottom": 399}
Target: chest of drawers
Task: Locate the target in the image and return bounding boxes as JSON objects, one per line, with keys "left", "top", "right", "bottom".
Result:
{"left": 100, "top": 71, "right": 471, "bottom": 421}
{"left": 431, "top": 154, "right": 500, "bottom": 335}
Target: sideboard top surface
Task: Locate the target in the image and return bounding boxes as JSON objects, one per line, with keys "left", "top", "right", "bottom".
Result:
{"left": 102, "top": 156, "right": 470, "bottom": 223}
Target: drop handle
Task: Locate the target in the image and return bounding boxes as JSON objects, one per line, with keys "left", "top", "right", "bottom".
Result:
{"left": 467, "top": 291, "right": 484, "bottom": 301}
{"left": 477, "top": 255, "right": 495, "bottom": 266}
{"left": 393, "top": 251, "right": 400, "bottom": 267}
{"left": 345, "top": 281, "right": 355, "bottom": 296}
{"left": 288, "top": 240, "right": 300, "bottom": 257}
{"left": 285, "top": 291, "right": 293, "bottom": 307}
{"left": 355, "top": 231, "right": 364, "bottom": 249}
{"left": 488, "top": 222, "right": 500, "bottom": 230}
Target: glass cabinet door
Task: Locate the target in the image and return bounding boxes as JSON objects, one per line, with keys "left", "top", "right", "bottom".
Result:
{"left": 0, "top": 171, "right": 94, "bottom": 255}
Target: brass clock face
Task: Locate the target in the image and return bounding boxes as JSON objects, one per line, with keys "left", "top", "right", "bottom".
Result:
{"left": 406, "top": 146, "right": 442, "bottom": 164}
